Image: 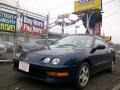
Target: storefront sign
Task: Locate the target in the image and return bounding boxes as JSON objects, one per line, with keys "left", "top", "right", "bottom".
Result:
{"left": 74, "top": 0, "right": 102, "bottom": 12}
{"left": 21, "top": 15, "right": 44, "bottom": 35}
{"left": 0, "top": 11, "right": 17, "bottom": 33}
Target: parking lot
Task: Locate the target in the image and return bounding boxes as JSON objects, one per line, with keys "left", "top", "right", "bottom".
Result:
{"left": 0, "top": 53, "right": 120, "bottom": 90}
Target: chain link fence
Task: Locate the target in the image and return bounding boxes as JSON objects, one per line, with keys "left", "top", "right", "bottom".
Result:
{"left": 0, "top": 2, "right": 48, "bottom": 60}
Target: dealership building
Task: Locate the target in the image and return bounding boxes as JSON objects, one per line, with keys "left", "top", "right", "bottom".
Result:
{"left": 0, "top": 0, "right": 61, "bottom": 43}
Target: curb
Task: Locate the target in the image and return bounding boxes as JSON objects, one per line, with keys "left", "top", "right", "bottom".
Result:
{"left": 0, "top": 60, "right": 13, "bottom": 64}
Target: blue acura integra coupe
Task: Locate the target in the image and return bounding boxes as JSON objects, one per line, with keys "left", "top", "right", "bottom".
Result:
{"left": 13, "top": 34, "right": 115, "bottom": 89}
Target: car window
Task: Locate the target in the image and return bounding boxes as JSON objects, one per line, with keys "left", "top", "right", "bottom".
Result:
{"left": 94, "top": 39, "right": 109, "bottom": 48}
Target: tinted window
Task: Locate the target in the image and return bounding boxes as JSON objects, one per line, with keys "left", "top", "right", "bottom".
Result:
{"left": 53, "top": 35, "right": 93, "bottom": 47}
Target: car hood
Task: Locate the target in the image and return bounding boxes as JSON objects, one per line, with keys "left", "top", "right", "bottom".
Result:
{"left": 21, "top": 45, "right": 91, "bottom": 65}
{"left": 35, "top": 46, "right": 85, "bottom": 56}
{"left": 23, "top": 45, "right": 47, "bottom": 52}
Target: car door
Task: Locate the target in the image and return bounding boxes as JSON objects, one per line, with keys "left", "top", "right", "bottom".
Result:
{"left": 103, "top": 42, "right": 113, "bottom": 68}
{"left": 90, "top": 38, "right": 110, "bottom": 72}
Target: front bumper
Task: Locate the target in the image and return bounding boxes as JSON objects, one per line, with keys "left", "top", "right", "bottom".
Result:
{"left": 13, "top": 59, "right": 78, "bottom": 83}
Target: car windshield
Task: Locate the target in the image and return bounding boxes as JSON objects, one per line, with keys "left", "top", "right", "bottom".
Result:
{"left": 52, "top": 35, "right": 93, "bottom": 47}
{"left": 36, "top": 39, "right": 56, "bottom": 45}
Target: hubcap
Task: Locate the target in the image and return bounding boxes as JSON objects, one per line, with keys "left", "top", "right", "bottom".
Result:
{"left": 79, "top": 65, "right": 89, "bottom": 87}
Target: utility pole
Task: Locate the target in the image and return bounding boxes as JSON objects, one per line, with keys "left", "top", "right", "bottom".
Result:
{"left": 61, "top": 19, "right": 65, "bottom": 37}
{"left": 85, "top": 11, "right": 90, "bottom": 34}
{"left": 14, "top": 1, "right": 20, "bottom": 58}
{"left": 46, "top": 13, "right": 50, "bottom": 45}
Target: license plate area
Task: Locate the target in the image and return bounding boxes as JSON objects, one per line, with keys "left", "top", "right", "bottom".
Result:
{"left": 19, "top": 61, "right": 29, "bottom": 72}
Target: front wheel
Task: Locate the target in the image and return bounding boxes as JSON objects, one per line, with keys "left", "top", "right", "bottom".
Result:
{"left": 107, "top": 60, "right": 115, "bottom": 72}
{"left": 75, "top": 62, "right": 90, "bottom": 89}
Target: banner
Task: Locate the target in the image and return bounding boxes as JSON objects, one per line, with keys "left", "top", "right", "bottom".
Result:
{"left": 0, "top": 11, "right": 17, "bottom": 33}
{"left": 21, "top": 15, "right": 45, "bottom": 35}
{"left": 74, "top": 0, "right": 102, "bottom": 12}
{"left": 93, "top": 22, "right": 101, "bottom": 36}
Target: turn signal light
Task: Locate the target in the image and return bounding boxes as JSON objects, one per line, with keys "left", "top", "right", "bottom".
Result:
{"left": 47, "top": 72, "right": 69, "bottom": 77}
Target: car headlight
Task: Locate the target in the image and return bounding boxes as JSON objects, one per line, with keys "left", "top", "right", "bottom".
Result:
{"left": 43, "top": 58, "right": 51, "bottom": 63}
{"left": 16, "top": 53, "right": 21, "bottom": 58}
{"left": 51, "top": 58, "right": 60, "bottom": 65}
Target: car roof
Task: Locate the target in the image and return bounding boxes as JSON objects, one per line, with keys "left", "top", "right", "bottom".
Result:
{"left": 67, "top": 34, "right": 102, "bottom": 39}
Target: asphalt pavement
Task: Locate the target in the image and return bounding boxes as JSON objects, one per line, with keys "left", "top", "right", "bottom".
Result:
{"left": 0, "top": 55, "right": 120, "bottom": 90}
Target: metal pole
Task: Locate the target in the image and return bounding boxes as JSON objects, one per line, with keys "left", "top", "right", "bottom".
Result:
{"left": 13, "top": 30, "right": 16, "bottom": 58}
{"left": 86, "top": 12, "right": 89, "bottom": 34}
{"left": 61, "top": 20, "right": 64, "bottom": 38}
{"left": 46, "top": 13, "right": 49, "bottom": 45}
{"left": 14, "top": 1, "right": 20, "bottom": 58}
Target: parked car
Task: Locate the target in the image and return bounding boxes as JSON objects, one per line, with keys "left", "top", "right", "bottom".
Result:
{"left": 13, "top": 34, "right": 116, "bottom": 89}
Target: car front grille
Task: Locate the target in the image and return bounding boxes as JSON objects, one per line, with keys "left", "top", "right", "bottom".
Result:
{"left": 29, "top": 65, "right": 47, "bottom": 78}
{"left": 14, "top": 61, "right": 47, "bottom": 79}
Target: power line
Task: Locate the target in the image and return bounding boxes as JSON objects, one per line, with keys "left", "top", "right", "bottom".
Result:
{"left": 47, "top": 0, "right": 117, "bottom": 19}
{"left": 50, "top": 0, "right": 117, "bottom": 14}
{"left": 103, "top": 11, "right": 120, "bottom": 19}
{"left": 103, "top": 0, "right": 117, "bottom": 5}
{"left": 43, "top": 0, "right": 74, "bottom": 14}
{"left": 49, "top": 0, "right": 119, "bottom": 28}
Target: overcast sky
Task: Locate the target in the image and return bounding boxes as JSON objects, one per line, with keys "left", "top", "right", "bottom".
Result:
{"left": 15, "top": 0, "right": 120, "bottom": 44}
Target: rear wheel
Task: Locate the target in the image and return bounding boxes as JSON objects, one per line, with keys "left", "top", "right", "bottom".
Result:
{"left": 76, "top": 62, "right": 90, "bottom": 89}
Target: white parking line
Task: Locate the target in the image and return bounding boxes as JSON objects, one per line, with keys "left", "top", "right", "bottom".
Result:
{"left": 112, "top": 83, "right": 120, "bottom": 90}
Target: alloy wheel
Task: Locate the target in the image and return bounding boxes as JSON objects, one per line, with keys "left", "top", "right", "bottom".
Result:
{"left": 79, "top": 65, "right": 89, "bottom": 87}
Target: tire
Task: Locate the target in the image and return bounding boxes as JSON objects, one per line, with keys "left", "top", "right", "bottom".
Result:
{"left": 107, "top": 60, "right": 115, "bottom": 72}
{"left": 75, "top": 62, "right": 90, "bottom": 89}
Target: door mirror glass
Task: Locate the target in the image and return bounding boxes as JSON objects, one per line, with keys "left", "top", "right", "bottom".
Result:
{"left": 96, "top": 45, "right": 105, "bottom": 50}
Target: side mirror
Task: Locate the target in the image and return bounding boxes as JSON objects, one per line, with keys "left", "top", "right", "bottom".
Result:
{"left": 91, "top": 44, "right": 105, "bottom": 53}
{"left": 96, "top": 45, "right": 105, "bottom": 50}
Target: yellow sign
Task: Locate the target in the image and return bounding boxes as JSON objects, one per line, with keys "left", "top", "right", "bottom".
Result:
{"left": 0, "top": 11, "right": 16, "bottom": 33}
{"left": 0, "top": 23, "right": 15, "bottom": 32}
{"left": 74, "top": 0, "right": 102, "bottom": 12}
{"left": 103, "top": 36, "right": 112, "bottom": 41}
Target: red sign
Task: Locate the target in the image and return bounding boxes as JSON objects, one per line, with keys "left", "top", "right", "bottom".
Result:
{"left": 21, "top": 15, "right": 44, "bottom": 35}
